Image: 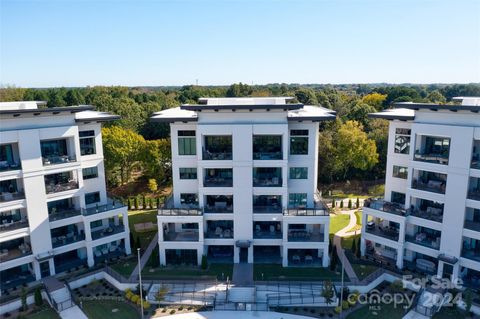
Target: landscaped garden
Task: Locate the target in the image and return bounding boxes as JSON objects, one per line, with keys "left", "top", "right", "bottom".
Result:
{"left": 142, "top": 263, "right": 233, "bottom": 281}
{"left": 81, "top": 300, "right": 140, "bottom": 319}
{"left": 254, "top": 264, "right": 342, "bottom": 281}
{"left": 109, "top": 256, "right": 138, "bottom": 278}
{"left": 329, "top": 214, "right": 351, "bottom": 235}
{"left": 23, "top": 305, "right": 60, "bottom": 319}
{"left": 152, "top": 305, "right": 206, "bottom": 318}
{"left": 127, "top": 209, "right": 158, "bottom": 250}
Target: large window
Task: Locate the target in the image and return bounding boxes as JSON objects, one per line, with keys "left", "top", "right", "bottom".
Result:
{"left": 394, "top": 128, "right": 411, "bottom": 154}
{"left": 178, "top": 130, "right": 196, "bottom": 155}
{"left": 179, "top": 168, "right": 197, "bottom": 179}
{"left": 85, "top": 192, "right": 100, "bottom": 205}
{"left": 180, "top": 193, "right": 198, "bottom": 206}
{"left": 392, "top": 166, "right": 408, "bottom": 179}
{"left": 203, "top": 135, "right": 232, "bottom": 160}
{"left": 79, "top": 131, "right": 96, "bottom": 156}
{"left": 289, "top": 193, "right": 307, "bottom": 207}
{"left": 82, "top": 167, "right": 98, "bottom": 180}
{"left": 290, "top": 130, "right": 309, "bottom": 155}
{"left": 289, "top": 167, "right": 308, "bottom": 179}
{"left": 41, "top": 139, "right": 68, "bottom": 158}
{"left": 253, "top": 135, "right": 282, "bottom": 160}
{"left": 391, "top": 191, "right": 405, "bottom": 205}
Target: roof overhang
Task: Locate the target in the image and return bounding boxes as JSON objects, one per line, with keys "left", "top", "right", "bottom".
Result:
{"left": 368, "top": 108, "right": 415, "bottom": 121}
{"left": 0, "top": 105, "right": 94, "bottom": 117}
{"left": 180, "top": 103, "right": 304, "bottom": 111}
{"left": 393, "top": 102, "right": 480, "bottom": 113}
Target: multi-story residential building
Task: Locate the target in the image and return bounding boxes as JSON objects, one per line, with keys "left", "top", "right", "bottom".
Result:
{"left": 0, "top": 101, "right": 131, "bottom": 292}
{"left": 151, "top": 97, "right": 335, "bottom": 267}
{"left": 360, "top": 97, "right": 480, "bottom": 288}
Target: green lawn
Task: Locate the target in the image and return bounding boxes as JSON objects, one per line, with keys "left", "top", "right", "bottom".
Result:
{"left": 25, "top": 306, "right": 61, "bottom": 319}
{"left": 254, "top": 264, "right": 342, "bottom": 281}
{"left": 109, "top": 258, "right": 137, "bottom": 278}
{"left": 346, "top": 303, "right": 406, "bottom": 319}
{"left": 342, "top": 234, "right": 360, "bottom": 250}
{"left": 142, "top": 263, "right": 233, "bottom": 280}
{"left": 433, "top": 307, "right": 469, "bottom": 319}
{"left": 351, "top": 263, "right": 379, "bottom": 280}
{"left": 82, "top": 300, "right": 140, "bottom": 319}
{"left": 127, "top": 209, "right": 158, "bottom": 249}
{"left": 330, "top": 214, "right": 351, "bottom": 234}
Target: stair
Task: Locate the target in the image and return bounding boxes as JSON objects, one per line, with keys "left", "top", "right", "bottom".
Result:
{"left": 227, "top": 287, "right": 256, "bottom": 303}
{"left": 42, "top": 277, "right": 74, "bottom": 312}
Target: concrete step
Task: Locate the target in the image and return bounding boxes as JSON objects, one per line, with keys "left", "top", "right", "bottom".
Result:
{"left": 228, "top": 287, "right": 255, "bottom": 303}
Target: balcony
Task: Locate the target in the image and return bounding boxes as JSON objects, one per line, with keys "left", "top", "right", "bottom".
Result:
{"left": 462, "top": 237, "right": 480, "bottom": 262}
{"left": 365, "top": 223, "right": 400, "bottom": 241}
{"left": 49, "top": 207, "right": 82, "bottom": 221}
{"left": 45, "top": 171, "right": 79, "bottom": 194}
{"left": 203, "top": 136, "right": 232, "bottom": 160}
{"left": 253, "top": 135, "right": 282, "bottom": 160}
{"left": 253, "top": 167, "right": 282, "bottom": 187}
{"left": 204, "top": 168, "right": 233, "bottom": 187}
{"left": 254, "top": 222, "right": 282, "bottom": 239}
{"left": 406, "top": 232, "right": 441, "bottom": 250}
{"left": 81, "top": 199, "right": 125, "bottom": 216}
{"left": 158, "top": 208, "right": 203, "bottom": 216}
{"left": 204, "top": 195, "right": 233, "bottom": 214}
{"left": 0, "top": 209, "right": 28, "bottom": 232}
{"left": 468, "top": 178, "right": 480, "bottom": 201}
{"left": 284, "top": 199, "right": 329, "bottom": 216}
{"left": 0, "top": 237, "right": 32, "bottom": 263}
{"left": 205, "top": 221, "right": 234, "bottom": 239}
{"left": 0, "top": 179, "right": 25, "bottom": 203}
{"left": 413, "top": 136, "right": 450, "bottom": 165}
{"left": 0, "top": 143, "right": 21, "bottom": 172}
{"left": 411, "top": 170, "right": 447, "bottom": 194}
{"left": 91, "top": 224, "right": 125, "bottom": 241}
{"left": 253, "top": 195, "right": 282, "bottom": 214}
{"left": 52, "top": 232, "right": 85, "bottom": 248}
{"left": 465, "top": 208, "right": 480, "bottom": 232}
{"left": 363, "top": 199, "right": 406, "bottom": 216}
{"left": 407, "top": 198, "right": 444, "bottom": 223}
{"left": 164, "top": 230, "right": 199, "bottom": 242}
{"left": 471, "top": 140, "right": 480, "bottom": 169}
{"left": 287, "top": 228, "right": 324, "bottom": 242}
{"left": 41, "top": 138, "right": 76, "bottom": 166}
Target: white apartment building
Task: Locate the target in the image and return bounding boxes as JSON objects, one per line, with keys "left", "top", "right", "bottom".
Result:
{"left": 151, "top": 97, "right": 335, "bottom": 267}
{"left": 0, "top": 101, "right": 131, "bottom": 293}
{"left": 360, "top": 97, "right": 480, "bottom": 288}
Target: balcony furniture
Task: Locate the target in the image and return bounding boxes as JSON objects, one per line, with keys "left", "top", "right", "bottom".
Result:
{"left": 305, "top": 255, "right": 313, "bottom": 263}
{"left": 224, "top": 229, "right": 232, "bottom": 237}
{"left": 215, "top": 227, "right": 223, "bottom": 236}
{"left": 0, "top": 192, "right": 13, "bottom": 201}
{"left": 109, "top": 245, "right": 117, "bottom": 252}
{"left": 292, "top": 255, "right": 300, "bottom": 263}
{"left": 19, "top": 243, "right": 30, "bottom": 254}
{"left": 102, "top": 248, "right": 108, "bottom": 255}
{"left": 415, "top": 233, "right": 427, "bottom": 242}
{"left": 0, "top": 249, "right": 8, "bottom": 258}
{"left": 366, "top": 221, "right": 375, "bottom": 229}
{"left": 416, "top": 259, "right": 436, "bottom": 272}
{"left": 269, "top": 225, "right": 275, "bottom": 234}
{"left": 94, "top": 250, "right": 102, "bottom": 257}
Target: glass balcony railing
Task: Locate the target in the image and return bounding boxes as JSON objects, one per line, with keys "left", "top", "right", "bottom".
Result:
{"left": 287, "top": 230, "right": 324, "bottom": 242}
{"left": 52, "top": 232, "right": 85, "bottom": 248}
{"left": 414, "top": 152, "right": 449, "bottom": 165}
{"left": 365, "top": 224, "right": 400, "bottom": 241}
{"left": 407, "top": 207, "right": 443, "bottom": 223}
{"left": 464, "top": 220, "right": 480, "bottom": 232}
{"left": 45, "top": 181, "right": 79, "bottom": 194}
{"left": 81, "top": 200, "right": 125, "bottom": 216}
{"left": 363, "top": 199, "right": 406, "bottom": 216}
{"left": 253, "top": 205, "right": 282, "bottom": 214}
{"left": 253, "top": 177, "right": 282, "bottom": 187}
{"left": 412, "top": 178, "right": 446, "bottom": 194}
{"left": 0, "top": 191, "right": 25, "bottom": 203}
{"left": 405, "top": 234, "right": 441, "bottom": 250}
{"left": 468, "top": 189, "right": 480, "bottom": 201}
{"left": 202, "top": 149, "right": 232, "bottom": 160}
{"left": 49, "top": 208, "right": 82, "bottom": 222}
{"left": 91, "top": 224, "right": 125, "bottom": 241}
{"left": 204, "top": 177, "right": 233, "bottom": 187}
{"left": 0, "top": 162, "right": 21, "bottom": 172}
{"left": 164, "top": 230, "right": 199, "bottom": 242}
{"left": 0, "top": 219, "right": 29, "bottom": 232}
{"left": 42, "top": 155, "right": 77, "bottom": 166}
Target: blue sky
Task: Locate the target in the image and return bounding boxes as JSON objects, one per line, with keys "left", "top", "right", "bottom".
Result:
{"left": 1, "top": 0, "right": 479, "bottom": 87}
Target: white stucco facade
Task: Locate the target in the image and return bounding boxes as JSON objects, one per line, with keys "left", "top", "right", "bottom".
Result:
{"left": 360, "top": 98, "right": 480, "bottom": 289}
{"left": 0, "top": 102, "right": 131, "bottom": 291}
{"left": 151, "top": 97, "right": 335, "bottom": 268}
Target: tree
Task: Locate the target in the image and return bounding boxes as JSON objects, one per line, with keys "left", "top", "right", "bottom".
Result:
{"left": 356, "top": 198, "right": 360, "bottom": 208}
{"left": 330, "top": 246, "right": 338, "bottom": 271}
{"left": 34, "top": 287, "right": 43, "bottom": 307}
{"left": 226, "top": 83, "right": 253, "bottom": 97}
{"left": 295, "top": 88, "right": 318, "bottom": 105}
{"left": 367, "top": 119, "right": 389, "bottom": 178}
{"left": 340, "top": 200, "right": 344, "bottom": 209}
{"left": 335, "top": 121, "right": 379, "bottom": 179}
{"left": 321, "top": 280, "right": 335, "bottom": 305}
{"left": 426, "top": 90, "right": 446, "bottom": 104}
{"left": 142, "top": 139, "right": 171, "bottom": 184}
{"left": 361, "top": 93, "right": 387, "bottom": 111}
{"left": 102, "top": 126, "right": 145, "bottom": 185}
{"left": 21, "top": 287, "right": 27, "bottom": 311}
{"left": 348, "top": 199, "right": 352, "bottom": 209}
{"left": 343, "top": 101, "right": 377, "bottom": 128}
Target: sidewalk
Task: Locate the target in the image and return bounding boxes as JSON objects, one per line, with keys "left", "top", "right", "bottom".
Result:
{"left": 129, "top": 232, "right": 158, "bottom": 281}
{"left": 59, "top": 305, "right": 88, "bottom": 319}
{"left": 333, "top": 210, "right": 359, "bottom": 282}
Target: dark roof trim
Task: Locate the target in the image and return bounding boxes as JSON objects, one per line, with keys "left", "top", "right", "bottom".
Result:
{"left": 181, "top": 103, "right": 304, "bottom": 111}
{"left": 368, "top": 113, "right": 415, "bottom": 121}
{"left": 287, "top": 116, "right": 337, "bottom": 122}
{"left": 150, "top": 117, "right": 198, "bottom": 123}
{"left": 393, "top": 102, "right": 480, "bottom": 113}
{"left": 0, "top": 105, "right": 94, "bottom": 116}
{"left": 75, "top": 115, "right": 121, "bottom": 123}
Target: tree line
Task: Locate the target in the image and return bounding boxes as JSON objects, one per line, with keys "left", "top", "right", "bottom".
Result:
{"left": 1, "top": 83, "right": 479, "bottom": 187}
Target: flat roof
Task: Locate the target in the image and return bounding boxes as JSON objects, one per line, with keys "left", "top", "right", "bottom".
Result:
{"left": 181, "top": 103, "right": 304, "bottom": 111}
{"left": 393, "top": 101, "right": 480, "bottom": 113}
{"left": 368, "top": 108, "right": 415, "bottom": 121}
{"left": 0, "top": 105, "right": 94, "bottom": 117}
{"left": 75, "top": 110, "right": 121, "bottom": 123}
{"left": 150, "top": 107, "right": 198, "bottom": 123}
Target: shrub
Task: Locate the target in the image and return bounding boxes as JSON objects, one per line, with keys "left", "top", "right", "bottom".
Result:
{"left": 34, "top": 287, "right": 43, "bottom": 306}
{"left": 20, "top": 287, "right": 27, "bottom": 312}
{"left": 342, "top": 300, "right": 349, "bottom": 310}
{"left": 161, "top": 308, "right": 167, "bottom": 313}
{"left": 340, "top": 200, "right": 344, "bottom": 209}
{"left": 143, "top": 301, "right": 151, "bottom": 310}
{"left": 356, "top": 197, "right": 360, "bottom": 208}
{"left": 350, "top": 238, "right": 356, "bottom": 254}
{"left": 130, "top": 294, "right": 140, "bottom": 303}
{"left": 170, "top": 310, "right": 176, "bottom": 314}
{"left": 179, "top": 306, "right": 184, "bottom": 311}
{"left": 135, "top": 197, "right": 140, "bottom": 210}
{"left": 157, "top": 197, "right": 162, "bottom": 208}
{"left": 348, "top": 199, "right": 352, "bottom": 209}
{"left": 148, "top": 179, "right": 158, "bottom": 192}
{"left": 201, "top": 255, "right": 208, "bottom": 270}
{"left": 128, "top": 198, "right": 133, "bottom": 210}
{"left": 334, "top": 306, "right": 341, "bottom": 314}
{"left": 331, "top": 199, "right": 336, "bottom": 208}
{"left": 142, "top": 196, "right": 147, "bottom": 209}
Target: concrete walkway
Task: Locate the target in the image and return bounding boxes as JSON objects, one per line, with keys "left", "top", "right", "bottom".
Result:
{"left": 333, "top": 210, "right": 359, "bottom": 282}
{"left": 59, "top": 305, "right": 88, "bottom": 319}
{"left": 129, "top": 232, "right": 158, "bottom": 281}
{"left": 232, "top": 263, "right": 254, "bottom": 286}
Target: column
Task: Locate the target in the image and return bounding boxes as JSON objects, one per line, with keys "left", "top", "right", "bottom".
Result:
{"left": 398, "top": 221, "right": 406, "bottom": 244}
{"left": 396, "top": 247, "right": 404, "bottom": 269}
{"left": 360, "top": 237, "right": 367, "bottom": 256}
{"left": 282, "top": 246, "right": 288, "bottom": 267}
{"left": 248, "top": 246, "right": 254, "bottom": 263}
{"left": 86, "top": 245, "right": 95, "bottom": 267}
{"left": 159, "top": 248, "right": 166, "bottom": 266}
{"left": 451, "top": 263, "right": 461, "bottom": 284}
{"left": 84, "top": 219, "right": 92, "bottom": 242}
{"left": 33, "top": 260, "right": 42, "bottom": 280}
{"left": 49, "top": 259, "right": 56, "bottom": 276}
{"left": 322, "top": 248, "right": 330, "bottom": 267}
{"left": 123, "top": 211, "right": 131, "bottom": 255}
{"left": 234, "top": 246, "right": 240, "bottom": 263}
{"left": 437, "top": 261, "right": 444, "bottom": 279}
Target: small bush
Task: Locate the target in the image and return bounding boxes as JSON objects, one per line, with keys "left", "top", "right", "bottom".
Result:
{"left": 340, "top": 200, "right": 344, "bottom": 209}
{"left": 161, "top": 308, "right": 167, "bottom": 313}
{"left": 334, "top": 306, "right": 341, "bottom": 314}
{"left": 143, "top": 301, "right": 151, "bottom": 309}
{"left": 34, "top": 287, "right": 43, "bottom": 306}
{"left": 148, "top": 179, "right": 158, "bottom": 192}
{"left": 179, "top": 306, "right": 184, "bottom": 311}
{"left": 130, "top": 294, "right": 140, "bottom": 303}
{"left": 342, "top": 300, "right": 349, "bottom": 310}
{"left": 348, "top": 199, "right": 352, "bottom": 209}
{"left": 170, "top": 310, "right": 176, "bottom": 315}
